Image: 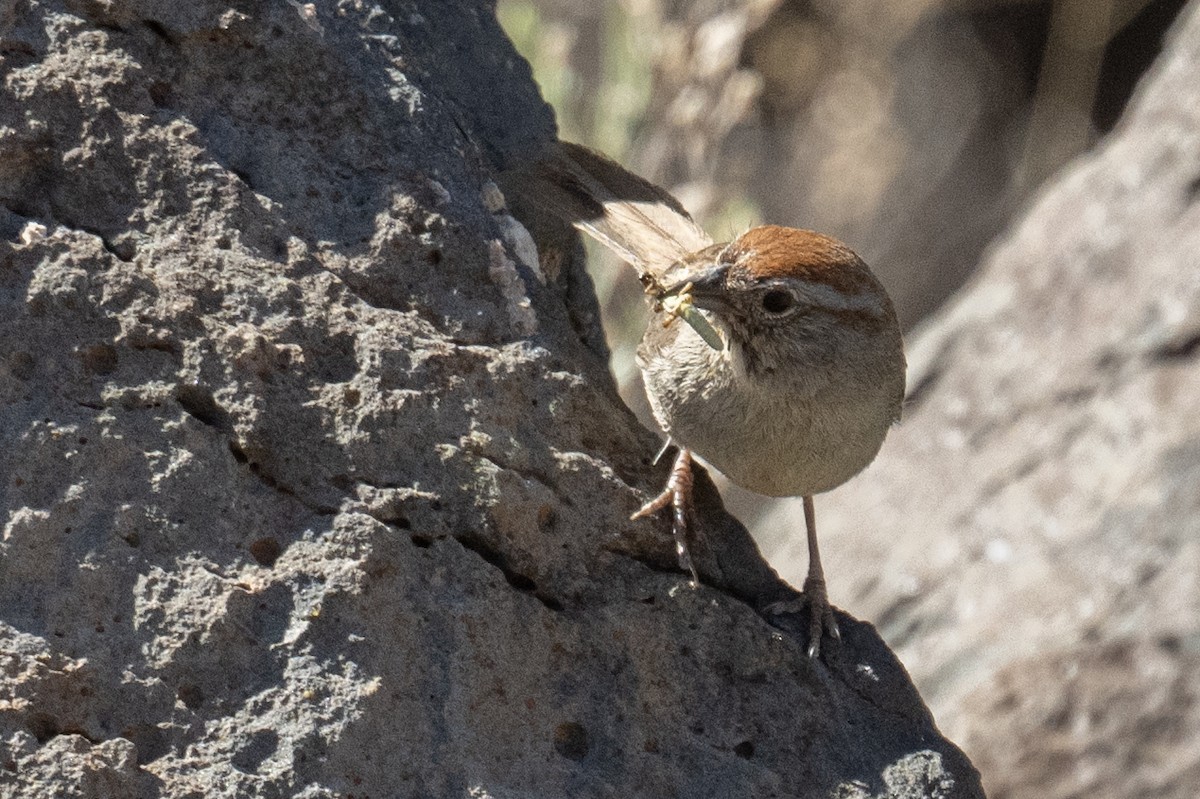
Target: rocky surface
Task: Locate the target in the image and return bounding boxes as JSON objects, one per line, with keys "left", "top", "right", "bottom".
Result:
{"left": 0, "top": 1, "right": 980, "bottom": 797}
{"left": 768, "top": 2, "right": 1200, "bottom": 797}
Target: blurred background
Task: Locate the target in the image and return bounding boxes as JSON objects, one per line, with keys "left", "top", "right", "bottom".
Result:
{"left": 499, "top": 0, "right": 1195, "bottom": 795}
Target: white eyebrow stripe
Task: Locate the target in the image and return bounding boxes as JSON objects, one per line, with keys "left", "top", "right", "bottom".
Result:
{"left": 792, "top": 280, "right": 886, "bottom": 314}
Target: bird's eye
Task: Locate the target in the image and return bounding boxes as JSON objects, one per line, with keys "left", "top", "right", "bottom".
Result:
{"left": 761, "top": 289, "right": 795, "bottom": 315}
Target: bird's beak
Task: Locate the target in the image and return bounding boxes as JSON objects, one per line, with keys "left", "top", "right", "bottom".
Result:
{"left": 663, "top": 262, "right": 729, "bottom": 311}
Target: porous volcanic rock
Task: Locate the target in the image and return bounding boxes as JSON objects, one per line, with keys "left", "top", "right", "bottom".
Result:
{"left": 0, "top": 2, "right": 981, "bottom": 797}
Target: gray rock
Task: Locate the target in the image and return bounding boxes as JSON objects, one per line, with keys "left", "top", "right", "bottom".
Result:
{"left": 0, "top": 1, "right": 980, "bottom": 797}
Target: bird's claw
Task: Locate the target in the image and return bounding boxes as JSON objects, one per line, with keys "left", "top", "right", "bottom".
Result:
{"left": 631, "top": 448, "right": 700, "bottom": 586}
{"left": 802, "top": 572, "right": 840, "bottom": 660}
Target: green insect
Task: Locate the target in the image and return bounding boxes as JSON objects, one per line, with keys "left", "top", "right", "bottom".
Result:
{"left": 659, "top": 282, "right": 725, "bottom": 352}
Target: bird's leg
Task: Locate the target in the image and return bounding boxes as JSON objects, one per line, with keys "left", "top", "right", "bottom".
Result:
{"left": 631, "top": 447, "right": 700, "bottom": 586}
{"left": 802, "top": 495, "right": 840, "bottom": 658}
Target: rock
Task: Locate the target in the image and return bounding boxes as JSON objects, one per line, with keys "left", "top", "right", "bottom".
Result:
{"left": 958, "top": 640, "right": 1200, "bottom": 798}
{"left": 0, "top": 1, "right": 980, "bottom": 797}
{"left": 767, "top": 2, "right": 1200, "bottom": 797}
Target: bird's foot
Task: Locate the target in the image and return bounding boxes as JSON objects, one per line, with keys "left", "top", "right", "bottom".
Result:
{"left": 631, "top": 447, "right": 699, "bottom": 586}
{"left": 761, "top": 588, "right": 841, "bottom": 660}
{"left": 800, "top": 572, "right": 840, "bottom": 659}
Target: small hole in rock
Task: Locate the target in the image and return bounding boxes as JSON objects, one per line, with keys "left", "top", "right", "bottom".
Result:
{"left": 9, "top": 352, "right": 35, "bottom": 380}
{"left": 81, "top": 344, "right": 118, "bottom": 375}
{"left": 26, "top": 713, "right": 59, "bottom": 743}
{"left": 176, "top": 384, "right": 226, "bottom": 427}
{"left": 177, "top": 683, "right": 205, "bottom": 710}
{"left": 148, "top": 81, "right": 172, "bottom": 107}
{"left": 553, "top": 722, "right": 588, "bottom": 760}
{"left": 249, "top": 537, "right": 282, "bottom": 567}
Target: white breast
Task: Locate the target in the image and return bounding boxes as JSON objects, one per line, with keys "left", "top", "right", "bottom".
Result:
{"left": 639, "top": 317, "right": 901, "bottom": 498}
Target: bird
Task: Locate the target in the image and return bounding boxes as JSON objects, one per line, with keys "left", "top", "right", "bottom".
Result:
{"left": 502, "top": 142, "right": 906, "bottom": 656}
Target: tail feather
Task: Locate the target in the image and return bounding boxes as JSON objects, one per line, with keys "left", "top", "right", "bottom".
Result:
{"left": 500, "top": 141, "right": 712, "bottom": 279}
